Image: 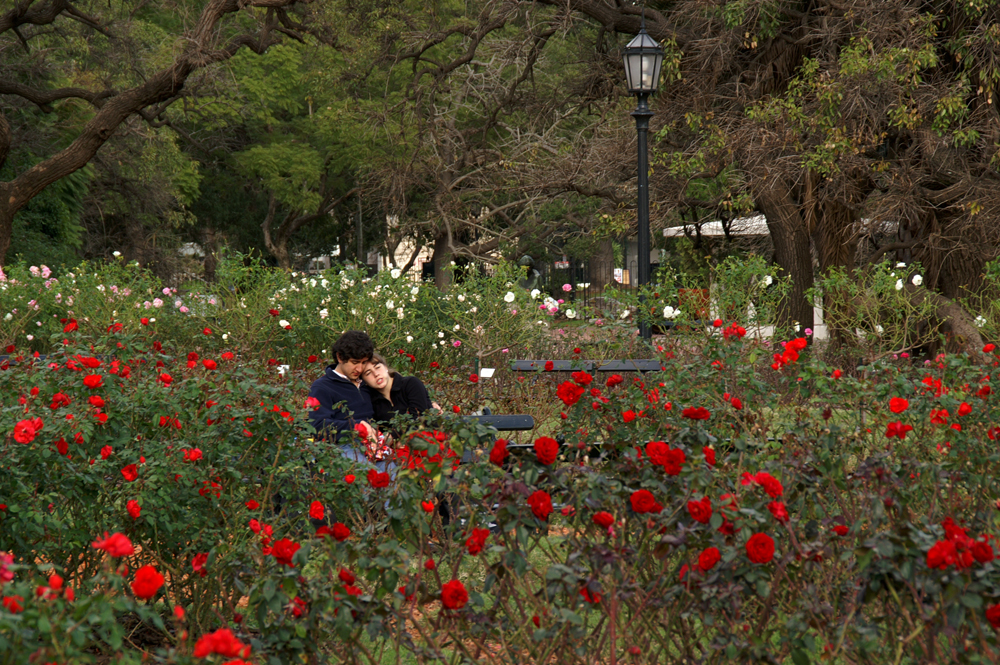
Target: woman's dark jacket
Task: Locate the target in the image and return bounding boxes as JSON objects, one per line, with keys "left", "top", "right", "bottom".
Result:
{"left": 364, "top": 374, "right": 432, "bottom": 427}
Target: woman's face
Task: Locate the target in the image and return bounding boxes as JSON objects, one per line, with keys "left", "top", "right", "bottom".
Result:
{"left": 362, "top": 361, "right": 390, "bottom": 390}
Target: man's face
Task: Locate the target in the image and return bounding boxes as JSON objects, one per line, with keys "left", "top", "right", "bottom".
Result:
{"left": 336, "top": 356, "right": 369, "bottom": 381}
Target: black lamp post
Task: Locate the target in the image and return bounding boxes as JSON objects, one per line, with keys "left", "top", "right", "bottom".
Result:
{"left": 623, "top": 22, "right": 664, "bottom": 341}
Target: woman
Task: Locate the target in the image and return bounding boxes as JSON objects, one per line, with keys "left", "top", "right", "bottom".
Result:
{"left": 361, "top": 354, "right": 436, "bottom": 425}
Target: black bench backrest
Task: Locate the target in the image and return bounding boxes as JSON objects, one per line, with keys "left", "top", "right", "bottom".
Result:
{"left": 510, "top": 359, "right": 663, "bottom": 373}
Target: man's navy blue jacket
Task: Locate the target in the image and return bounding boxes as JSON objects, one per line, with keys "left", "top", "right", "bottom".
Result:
{"left": 307, "top": 366, "right": 374, "bottom": 439}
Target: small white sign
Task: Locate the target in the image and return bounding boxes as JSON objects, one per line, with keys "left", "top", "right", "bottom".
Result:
{"left": 480, "top": 367, "right": 495, "bottom": 379}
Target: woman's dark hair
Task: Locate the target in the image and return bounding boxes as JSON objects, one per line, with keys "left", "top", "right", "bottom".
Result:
{"left": 370, "top": 353, "right": 400, "bottom": 377}
{"left": 330, "top": 330, "right": 374, "bottom": 362}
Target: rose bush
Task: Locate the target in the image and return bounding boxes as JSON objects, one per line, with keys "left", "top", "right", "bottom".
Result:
{"left": 2, "top": 268, "right": 1000, "bottom": 663}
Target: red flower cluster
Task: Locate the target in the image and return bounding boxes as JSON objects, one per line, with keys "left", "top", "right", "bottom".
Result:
{"left": 926, "top": 518, "right": 994, "bottom": 571}
{"left": 741, "top": 471, "right": 784, "bottom": 498}
{"left": 645, "top": 441, "right": 685, "bottom": 476}
{"left": 885, "top": 421, "right": 914, "bottom": 439}
{"left": 13, "top": 418, "right": 42, "bottom": 444}
{"left": 722, "top": 322, "right": 746, "bottom": 340}
{"left": 92, "top": 532, "right": 134, "bottom": 557}
{"left": 489, "top": 438, "right": 508, "bottom": 466}
{"left": 571, "top": 371, "right": 592, "bottom": 386}
{"left": 771, "top": 337, "right": 808, "bottom": 371}
{"left": 681, "top": 406, "right": 711, "bottom": 420}
{"left": 557, "top": 381, "right": 585, "bottom": 406}
{"left": 367, "top": 469, "right": 391, "bottom": 488}
{"left": 465, "top": 528, "right": 490, "bottom": 555}
{"left": 193, "top": 628, "right": 251, "bottom": 659}
{"left": 272, "top": 538, "right": 301, "bottom": 566}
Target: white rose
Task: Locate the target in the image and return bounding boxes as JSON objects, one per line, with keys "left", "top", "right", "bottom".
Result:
{"left": 896, "top": 262, "right": 906, "bottom": 268}
{"left": 222, "top": 333, "right": 228, "bottom": 340}
{"left": 397, "top": 308, "right": 405, "bottom": 319}
{"left": 386, "top": 300, "right": 395, "bottom": 309}
{"left": 912, "top": 274, "right": 923, "bottom": 286}
{"left": 663, "top": 306, "right": 677, "bottom": 319}
{"left": 113, "top": 251, "right": 121, "bottom": 257}
{"left": 763, "top": 275, "right": 773, "bottom": 286}
{"left": 411, "top": 286, "right": 419, "bottom": 295}
{"left": 453, "top": 324, "right": 460, "bottom": 331}
{"left": 875, "top": 325, "right": 884, "bottom": 334}
{"left": 975, "top": 316, "right": 987, "bottom": 328}
{"left": 26, "top": 334, "right": 33, "bottom": 341}
{"left": 319, "top": 308, "right": 328, "bottom": 319}
{"left": 895, "top": 279, "right": 903, "bottom": 291}
{"left": 390, "top": 268, "right": 401, "bottom": 279}
{"left": 279, "top": 319, "right": 290, "bottom": 327}
{"left": 620, "top": 309, "right": 630, "bottom": 319}
{"left": 458, "top": 294, "right": 465, "bottom": 302}
{"left": 530, "top": 289, "right": 540, "bottom": 299}
{"left": 566, "top": 309, "right": 577, "bottom": 319}
{"left": 406, "top": 335, "right": 413, "bottom": 343}
{"left": 438, "top": 331, "right": 445, "bottom": 338}
{"left": 504, "top": 291, "right": 516, "bottom": 303}
{"left": 4, "top": 313, "right": 12, "bottom": 321}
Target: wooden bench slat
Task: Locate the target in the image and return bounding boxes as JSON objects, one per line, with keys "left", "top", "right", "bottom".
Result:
{"left": 509, "top": 360, "right": 593, "bottom": 371}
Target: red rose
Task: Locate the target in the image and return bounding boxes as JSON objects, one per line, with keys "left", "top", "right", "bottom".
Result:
{"left": 681, "top": 406, "right": 711, "bottom": 420}
{"left": 309, "top": 501, "right": 324, "bottom": 521}
{"left": 140, "top": 317, "right": 149, "bottom": 326}
{"left": 687, "top": 496, "right": 712, "bottom": 524}
{"left": 183, "top": 448, "right": 202, "bottom": 462}
{"left": 308, "top": 355, "right": 318, "bottom": 363}
{"left": 131, "top": 565, "right": 165, "bottom": 600}
{"left": 754, "top": 472, "right": 784, "bottom": 498}
{"left": 557, "top": 381, "right": 585, "bottom": 406}
{"left": 698, "top": 547, "right": 721, "bottom": 572}
{"left": 221, "top": 352, "right": 234, "bottom": 361}
{"left": 832, "top": 369, "right": 842, "bottom": 378}
{"left": 622, "top": 410, "right": 636, "bottom": 423}
{"left": 767, "top": 501, "right": 789, "bottom": 523}
{"left": 192, "top": 553, "right": 208, "bottom": 577}
{"left": 745, "top": 533, "right": 776, "bottom": 564}
{"left": 421, "top": 501, "right": 435, "bottom": 513}
{"left": 441, "top": 579, "right": 469, "bottom": 610}
{"left": 927, "top": 540, "right": 957, "bottom": 570}
{"left": 272, "top": 538, "right": 301, "bottom": 566}
{"left": 544, "top": 360, "right": 554, "bottom": 371}
{"left": 83, "top": 374, "right": 103, "bottom": 389}
{"left": 958, "top": 401, "right": 972, "bottom": 417}
{"left": 344, "top": 474, "right": 355, "bottom": 484}
{"left": 889, "top": 397, "right": 909, "bottom": 414}
{"left": 202, "top": 359, "right": 217, "bottom": 370}
{"left": 63, "top": 318, "right": 79, "bottom": 332}
{"left": 100, "top": 445, "right": 112, "bottom": 459}
{"left": 367, "top": 469, "right": 390, "bottom": 488}
{"left": 571, "top": 371, "right": 593, "bottom": 386}
{"left": 158, "top": 373, "right": 173, "bottom": 386}
{"left": 89, "top": 395, "right": 105, "bottom": 408}
{"left": 469, "top": 373, "right": 479, "bottom": 383}
{"left": 331, "top": 522, "right": 351, "bottom": 541}
{"left": 630, "top": 489, "right": 662, "bottom": 514}
{"left": 465, "top": 528, "right": 490, "bottom": 555}
{"left": 832, "top": 524, "right": 849, "bottom": 536}
{"left": 527, "top": 490, "right": 553, "bottom": 520}
{"left": 2, "top": 596, "right": 24, "bottom": 613}
{"left": 121, "top": 464, "right": 138, "bottom": 482}
{"left": 972, "top": 540, "right": 994, "bottom": 563}
{"left": 269, "top": 309, "right": 280, "bottom": 316}
{"left": 987, "top": 603, "right": 1000, "bottom": 629}
{"left": 703, "top": 446, "right": 716, "bottom": 467}
{"left": 533, "top": 436, "right": 559, "bottom": 465}
{"left": 126, "top": 500, "right": 141, "bottom": 519}
{"left": 606, "top": 374, "right": 624, "bottom": 387}
{"left": 246, "top": 500, "right": 260, "bottom": 510}
{"left": 885, "top": 421, "right": 914, "bottom": 439}
{"left": 193, "top": 628, "right": 250, "bottom": 659}
{"left": 593, "top": 511, "right": 614, "bottom": 529}
{"left": 489, "top": 438, "right": 508, "bottom": 466}
{"left": 13, "top": 420, "right": 37, "bottom": 444}
{"left": 92, "top": 532, "right": 134, "bottom": 557}
{"left": 730, "top": 397, "right": 743, "bottom": 410}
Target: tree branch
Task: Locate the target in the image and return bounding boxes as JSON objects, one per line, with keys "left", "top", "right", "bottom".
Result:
{"left": 0, "top": 79, "right": 113, "bottom": 112}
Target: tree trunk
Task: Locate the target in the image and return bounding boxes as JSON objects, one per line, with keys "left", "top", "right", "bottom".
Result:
{"left": 755, "top": 179, "right": 815, "bottom": 331}
{"left": 815, "top": 199, "right": 858, "bottom": 345}
{"left": 588, "top": 237, "right": 614, "bottom": 291}
{"left": 432, "top": 233, "right": 453, "bottom": 290}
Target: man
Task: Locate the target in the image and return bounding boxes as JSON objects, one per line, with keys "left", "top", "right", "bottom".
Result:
{"left": 308, "top": 330, "right": 376, "bottom": 440}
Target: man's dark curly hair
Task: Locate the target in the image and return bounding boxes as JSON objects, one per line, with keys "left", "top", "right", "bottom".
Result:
{"left": 330, "top": 330, "right": 374, "bottom": 363}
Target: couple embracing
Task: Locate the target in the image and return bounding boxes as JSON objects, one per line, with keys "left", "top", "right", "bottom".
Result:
{"left": 307, "top": 330, "right": 435, "bottom": 472}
